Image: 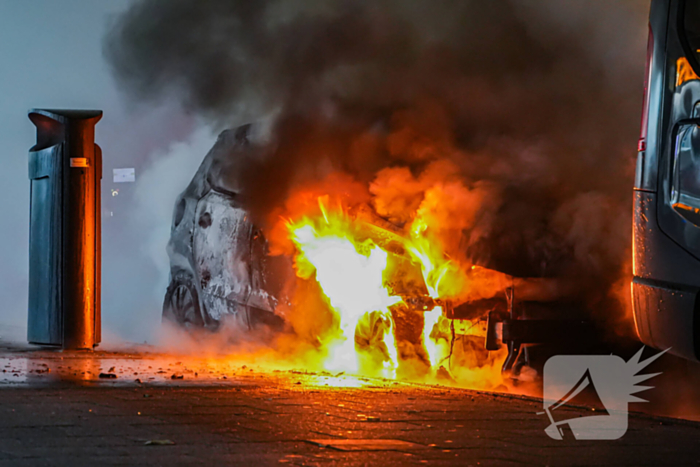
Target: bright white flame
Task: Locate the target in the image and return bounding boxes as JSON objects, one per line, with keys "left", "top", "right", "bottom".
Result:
{"left": 292, "top": 225, "right": 400, "bottom": 375}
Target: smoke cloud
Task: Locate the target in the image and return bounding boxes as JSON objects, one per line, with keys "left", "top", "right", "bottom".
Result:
{"left": 104, "top": 0, "right": 650, "bottom": 333}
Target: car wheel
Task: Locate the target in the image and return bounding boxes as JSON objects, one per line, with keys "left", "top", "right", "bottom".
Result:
{"left": 162, "top": 274, "right": 205, "bottom": 327}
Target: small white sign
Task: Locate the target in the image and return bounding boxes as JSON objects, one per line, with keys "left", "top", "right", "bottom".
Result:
{"left": 70, "top": 158, "right": 89, "bottom": 168}
{"left": 113, "top": 168, "right": 136, "bottom": 183}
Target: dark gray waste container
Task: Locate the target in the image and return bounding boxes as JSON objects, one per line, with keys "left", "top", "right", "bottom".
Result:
{"left": 27, "top": 109, "right": 102, "bottom": 349}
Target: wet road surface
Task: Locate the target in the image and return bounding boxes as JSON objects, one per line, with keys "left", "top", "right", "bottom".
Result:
{"left": 0, "top": 341, "right": 699, "bottom": 466}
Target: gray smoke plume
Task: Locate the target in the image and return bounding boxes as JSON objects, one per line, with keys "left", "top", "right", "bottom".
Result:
{"left": 104, "top": 0, "right": 650, "bottom": 333}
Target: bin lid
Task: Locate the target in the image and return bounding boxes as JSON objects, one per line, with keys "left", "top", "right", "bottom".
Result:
{"left": 29, "top": 109, "right": 102, "bottom": 124}
{"left": 29, "top": 109, "right": 103, "bottom": 152}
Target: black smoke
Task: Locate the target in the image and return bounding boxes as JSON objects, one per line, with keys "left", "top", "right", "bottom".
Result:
{"left": 104, "top": 0, "right": 650, "bottom": 332}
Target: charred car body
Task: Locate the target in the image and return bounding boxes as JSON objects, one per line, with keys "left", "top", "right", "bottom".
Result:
{"left": 163, "top": 126, "right": 285, "bottom": 331}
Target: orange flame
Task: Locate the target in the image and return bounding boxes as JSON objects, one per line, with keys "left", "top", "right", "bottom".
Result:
{"left": 284, "top": 195, "right": 499, "bottom": 381}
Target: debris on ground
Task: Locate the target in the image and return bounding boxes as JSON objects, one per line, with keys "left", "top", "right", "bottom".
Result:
{"left": 144, "top": 439, "right": 175, "bottom": 446}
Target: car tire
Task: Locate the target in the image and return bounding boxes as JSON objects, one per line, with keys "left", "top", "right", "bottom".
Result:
{"left": 162, "top": 272, "right": 206, "bottom": 327}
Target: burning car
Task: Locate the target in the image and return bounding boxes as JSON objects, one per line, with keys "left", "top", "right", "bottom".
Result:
{"left": 164, "top": 124, "right": 594, "bottom": 378}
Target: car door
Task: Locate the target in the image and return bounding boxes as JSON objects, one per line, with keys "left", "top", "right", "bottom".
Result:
{"left": 193, "top": 189, "right": 253, "bottom": 322}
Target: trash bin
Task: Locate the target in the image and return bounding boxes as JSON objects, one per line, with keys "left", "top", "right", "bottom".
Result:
{"left": 27, "top": 109, "right": 102, "bottom": 349}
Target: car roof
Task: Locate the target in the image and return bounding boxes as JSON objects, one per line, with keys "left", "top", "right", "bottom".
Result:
{"left": 184, "top": 124, "right": 267, "bottom": 199}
